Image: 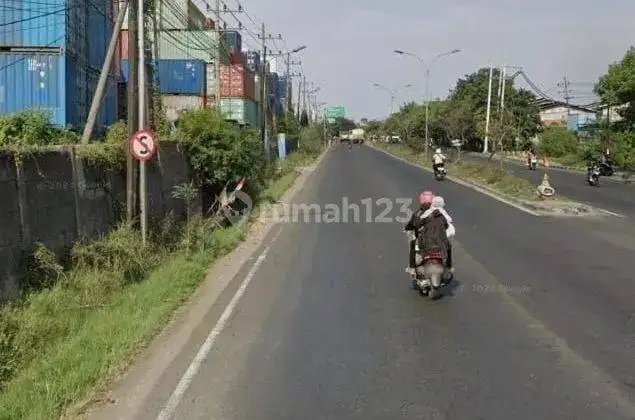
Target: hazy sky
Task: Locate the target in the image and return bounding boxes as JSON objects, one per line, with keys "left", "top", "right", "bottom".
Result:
{"left": 210, "top": 0, "right": 635, "bottom": 121}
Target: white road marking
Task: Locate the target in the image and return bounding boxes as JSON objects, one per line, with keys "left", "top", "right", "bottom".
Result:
{"left": 156, "top": 228, "right": 284, "bottom": 420}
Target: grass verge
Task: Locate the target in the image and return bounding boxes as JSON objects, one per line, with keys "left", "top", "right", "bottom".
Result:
{"left": 0, "top": 150, "right": 321, "bottom": 420}
{"left": 371, "top": 142, "right": 562, "bottom": 202}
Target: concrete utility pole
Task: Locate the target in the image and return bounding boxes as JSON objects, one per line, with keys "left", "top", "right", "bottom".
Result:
{"left": 500, "top": 65, "right": 507, "bottom": 120}
{"left": 81, "top": 0, "right": 128, "bottom": 144}
{"left": 296, "top": 75, "right": 302, "bottom": 119}
{"left": 286, "top": 52, "right": 291, "bottom": 113}
{"left": 127, "top": 0, "right": 138, "bottom": 222}
{"left": 484, "top": 64, "right": 493, "bottom": 153}
{"left": 214, "top": 0, "right": 221, "bottom": 107}
{"left": 137, "top": 0, "right": 148, "bottom": 244}
{"left": 260, "top": 23, "right": 268, "bottom": 160}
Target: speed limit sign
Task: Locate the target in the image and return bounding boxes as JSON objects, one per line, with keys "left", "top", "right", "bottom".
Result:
{"left": 130, "top": 129, "right": 157, "bottom": 161}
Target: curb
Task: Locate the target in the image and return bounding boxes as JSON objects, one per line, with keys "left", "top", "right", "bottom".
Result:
{"left": 498, "top": 155, "right": 631, "bottom": 181}
{"left": 368, "top": 144, "right": 615, "bottom": 218}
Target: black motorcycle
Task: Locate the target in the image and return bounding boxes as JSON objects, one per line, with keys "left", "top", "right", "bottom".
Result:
{"left": 434, "top": 163, "right": 446, "bottom": 181}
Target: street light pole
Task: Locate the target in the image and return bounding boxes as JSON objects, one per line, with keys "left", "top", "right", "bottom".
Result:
{"left": 394, "top": 48, "right": 461, "bottom": 154}
{"left": 373, "top": 82, "right": 411, "bottom": 116}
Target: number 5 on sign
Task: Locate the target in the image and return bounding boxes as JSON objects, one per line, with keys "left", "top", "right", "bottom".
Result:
{"left": 130, "top": 129, "right": 157, "bottom": 161}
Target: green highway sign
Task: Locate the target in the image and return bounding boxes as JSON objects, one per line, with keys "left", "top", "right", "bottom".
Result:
{"left": 325, "top": 105, "right": 346, "bottom": 119}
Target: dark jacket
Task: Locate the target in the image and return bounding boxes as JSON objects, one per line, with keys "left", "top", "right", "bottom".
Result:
{"left": 404, "top": 204, "right": 431, "bottom": 237}
{"left": 416, "top": 209, "right": 450, "bottom": 262}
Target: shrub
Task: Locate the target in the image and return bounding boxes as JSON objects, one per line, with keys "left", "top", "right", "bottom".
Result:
{"left": 0, "top": 109, "right": 78, "bottom": 147}
{"left": 177, "top": 109, "right": 266, "bottom": 196}
{"left": 538, "top": 127, "right": 579, "bottom": 157}
{"left": 298, "top": 124, "right": 324, "bottom": 155}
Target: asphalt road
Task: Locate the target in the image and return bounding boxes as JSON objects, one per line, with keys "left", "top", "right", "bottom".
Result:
{"left": 105, "top": 144, "right": 635, "bottom": 419}
{"left": 462, "top": 153, "right": 635, "bottom": 217}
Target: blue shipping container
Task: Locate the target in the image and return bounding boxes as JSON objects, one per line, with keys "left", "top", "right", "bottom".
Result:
{"left": 121, "top": 59, "right": 205, "bottom": 95}
{"left": 245, "top": 51, "right": 260, "bottom": 72}
{"left": 0, "top": 0, "right": 114, "bottom": 75}
{"left": 224, "top": 31, "right": 242, "bottom": 53}
{"left": 0, "top": 52, "right": 117, "bottom": 130}
{"left": 277, "top": 77, "right": 288, "bottom": 99}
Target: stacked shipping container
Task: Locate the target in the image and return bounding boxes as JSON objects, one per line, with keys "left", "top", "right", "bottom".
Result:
{"left": 121, "top": 59, "right": 205, "bottom": 95}
{"left": 0, "top": 0, "right": 118, "bottom": 130}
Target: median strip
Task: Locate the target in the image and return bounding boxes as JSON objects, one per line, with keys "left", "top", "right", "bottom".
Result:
{"left": 369, "top": 142, "right": 611, "bottom": 217}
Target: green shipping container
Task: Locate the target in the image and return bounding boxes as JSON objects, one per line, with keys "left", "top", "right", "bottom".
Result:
{"left": 122, "top": 0, "right": 205, "bottom": 30}
{"left": 157, "top": 30, "right": 229, "bottom": 64}
{"left": 219, "top": 98, "right": 259, "bottom": 127}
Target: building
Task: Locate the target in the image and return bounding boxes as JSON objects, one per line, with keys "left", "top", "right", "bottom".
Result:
{"left": 536, "top": 100, "right": 596, "bottom": 129}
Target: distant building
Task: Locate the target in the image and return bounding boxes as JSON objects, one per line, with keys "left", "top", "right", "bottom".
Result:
{"left": 537, "top": 100, "right": 596, "bottom": 128}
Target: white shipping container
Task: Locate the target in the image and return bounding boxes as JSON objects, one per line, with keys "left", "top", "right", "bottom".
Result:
{"left": 161, "top": 95, "right": 204, "bottom": 122}
{"left": 158, "top": 30, "right": 217, "bottom": 61}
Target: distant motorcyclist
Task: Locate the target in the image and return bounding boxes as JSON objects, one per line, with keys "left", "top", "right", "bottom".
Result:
{"left": 404, "top": 191, "right": 434, "bottom": 276}
{"left": 526, "top": 148, "right": 538, "bottom": 168}
{"left": 432, "top": 148, "right": 446, "bottom": 176}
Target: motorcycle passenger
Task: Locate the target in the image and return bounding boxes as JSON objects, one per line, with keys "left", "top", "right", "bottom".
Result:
{"left": 432, "top": 148, "right": 446, "bottom": 176}
{"left": 404, "top": 191, "right": 434, "bottom": 276}
{"left": 420, "top": 196, "right": 455, "bottom": 274}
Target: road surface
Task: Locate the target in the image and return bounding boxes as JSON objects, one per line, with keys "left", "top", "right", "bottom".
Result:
{"left": 462, "top": 152, "right": 635, "bottom": 217}
{"left": 95, "top": 144, "right": 635, "bottom": 420}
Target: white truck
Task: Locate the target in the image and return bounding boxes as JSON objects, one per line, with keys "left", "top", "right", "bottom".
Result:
{"left": 350, "top": 128, "right": 365, "bottom": 143}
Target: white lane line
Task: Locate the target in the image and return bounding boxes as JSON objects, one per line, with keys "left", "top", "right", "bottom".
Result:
{"left": 156, "top": 227, "right": 284, "bottom": 420}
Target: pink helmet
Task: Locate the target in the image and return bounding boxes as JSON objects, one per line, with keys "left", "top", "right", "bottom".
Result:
{"left": 418, "top": 191, "right": 435, "bottom": 205}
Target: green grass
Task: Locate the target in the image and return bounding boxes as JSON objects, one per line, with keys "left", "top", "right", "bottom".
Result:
{"left": 372, "top": 142, "right": 559, "bottom": 202}
{"left": 0, "top": 150, "right": 320, "bottom": 420}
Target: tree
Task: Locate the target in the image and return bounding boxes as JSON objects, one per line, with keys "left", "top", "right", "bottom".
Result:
{"left": 450, "top": 68, "right": 540, "bottom": 145}
{"left": 441, "top": 100, "right": 476, "bottom": 144}
{"left": 595, "top": 47, "right": 635, "bottom": 126}
{"left": 300, "top": 110, "right": 309, "bottom": 127}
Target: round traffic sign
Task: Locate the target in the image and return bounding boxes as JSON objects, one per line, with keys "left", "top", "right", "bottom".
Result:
{"left": 130, "top": 129, "right": 157, "bottom": 161}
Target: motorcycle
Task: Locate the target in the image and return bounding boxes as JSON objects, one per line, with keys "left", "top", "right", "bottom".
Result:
{"left": 406, "top": 231, "right": 447, "bottom": 299}
{"left": 528, "top": 156, "right": 537, "bottom": 171}
{"left": 587, "top": 164, "right": 601, "bottom": 187}
{"left": 434, "top": 164, "right": 446, "bottom": 181}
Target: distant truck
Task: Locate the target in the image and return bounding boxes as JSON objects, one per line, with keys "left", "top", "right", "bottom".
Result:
{"left": 350, "top": 128, "right": 365, "bottom": 144}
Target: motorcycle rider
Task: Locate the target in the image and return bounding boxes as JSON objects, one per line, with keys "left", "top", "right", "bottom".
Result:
{"left": 403, "top": 191, "right": 434, "bottom": 276}
{"left": 432, "top": 148, "right": 446, "bottom": 177}
{"left": 526, "top": 147, "right": 537, "bottom": 168}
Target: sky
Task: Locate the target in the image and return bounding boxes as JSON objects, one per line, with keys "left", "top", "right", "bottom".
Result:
{"left": 205, "top": 0, "right": 635, "bottom": 121}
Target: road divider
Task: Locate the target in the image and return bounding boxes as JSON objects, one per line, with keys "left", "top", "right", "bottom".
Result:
{"left": 369, "top": 142, "right": 617, "bottom": 218}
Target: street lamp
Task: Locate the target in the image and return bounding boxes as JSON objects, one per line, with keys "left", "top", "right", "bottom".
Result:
{"left": 285, "top": 45, "right": 307, "bottom": 113}
{"left": 373, "top": 83, "right": 412, "bottom": 115}
{"left": 394, "top": 48, "right": 461, "bottom": 154}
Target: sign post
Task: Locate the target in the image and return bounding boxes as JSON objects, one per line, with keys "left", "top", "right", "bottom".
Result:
{"left": 130, "top": 129, "right": 157, "bottom": 244}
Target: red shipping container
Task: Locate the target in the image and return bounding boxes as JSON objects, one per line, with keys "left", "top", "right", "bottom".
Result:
{"left": 219, "top": 64, "right": 256, "bottom": 100}
{"left": 120, "top": 30, "right": 129, "bottom": 60}
{"left": 229, "top": 50, "right": 245, "bottom": 65}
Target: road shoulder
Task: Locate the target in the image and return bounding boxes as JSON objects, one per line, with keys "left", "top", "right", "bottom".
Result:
{"left": 80, "top": 150, "right": 329, "bottom": 420}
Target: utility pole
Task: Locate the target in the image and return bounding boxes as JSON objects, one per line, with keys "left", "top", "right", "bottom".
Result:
{"left": 302, "top": 76, "right": 308, "bottom": 116}
{"left": 559, "top": 76, "right": 571, "bottom": 115}
{"left": 126, "top": 0, "right": 138, "bottom": 222}
{"left": 484, "top": 64, "right": 493, "bottom": 153}
{"left": 500, "top": 65, "right": 507, "bottom": 119}
{"left": 296, "top": 75, "right": 302, "bottom": 119}
{"left": 214, "top": 0, "right": 221, "bottom": 107}
{"left": 137, "top": 0, "right": 148, "bottom": 244}
{"left": 285, "top": 52, "right": 291, "bottom": 113}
